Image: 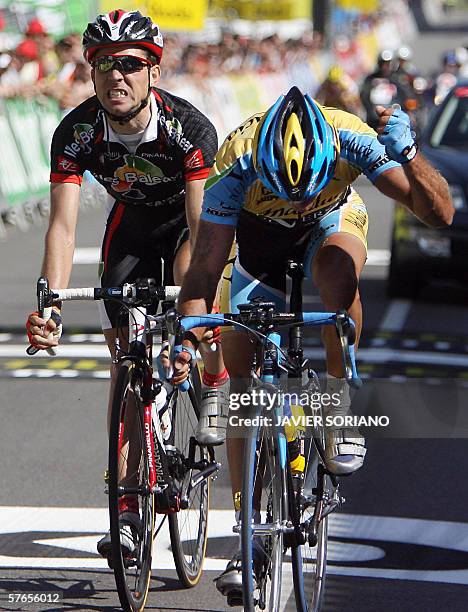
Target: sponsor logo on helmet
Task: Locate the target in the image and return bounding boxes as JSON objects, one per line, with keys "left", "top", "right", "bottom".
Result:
{"left": 128, "top": 26, "right": 146, "bottom": 39}
{"left": 154, "top": 30, "right": 163, "bottom": 47}
{"left": 269, "top": 171, "right": 282, "bottom": 193}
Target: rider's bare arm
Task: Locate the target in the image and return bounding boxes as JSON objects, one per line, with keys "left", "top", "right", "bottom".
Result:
{"left": 373, "top": 104, "right": 454, "bottom": 228}
{"left": 27, "top": 182, "right": 80, "bottom": 349}
{"left": 42, "top": 182, "right": 81, "bottom": 289}
{"left": 178, "top": 220, "right": 235, "bottom": 342}
{"left": 374, "top": 158, "right": 454, "bottom": 228}
{"left": 184, "top": 178, "right": 206, "bottom": 251}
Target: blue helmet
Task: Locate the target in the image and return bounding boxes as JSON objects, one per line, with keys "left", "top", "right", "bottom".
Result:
{"left": 252, "top": 86, "right": 339, "bottom": 201}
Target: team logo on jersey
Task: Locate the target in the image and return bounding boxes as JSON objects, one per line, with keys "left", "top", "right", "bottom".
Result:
{"left": 63, "top": 123, "right": 95, "bottom": 158}
{"left": 156, "top": 110, "right": 193, "bottom": 153}
{"left": 57, "top": 156, "right": 80, "bottom": 173}
{"left": 111, "top": 154, "right": 180, "bottom": 198}
{"left": 184, "top": 148, "right": 204, "bottom": 171}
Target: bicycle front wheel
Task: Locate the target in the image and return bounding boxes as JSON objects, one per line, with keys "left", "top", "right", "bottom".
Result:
{"left": 108, "top": 360, "right": 154, "bottom": 612}
{"left": 168, "top": 366, "right": 210, "bottom": 587}
{"left": 291, "top": 441, "right": 330, "bottom": 612}
{"left": 241, "top": 416, "right": 286, "bottom": 611}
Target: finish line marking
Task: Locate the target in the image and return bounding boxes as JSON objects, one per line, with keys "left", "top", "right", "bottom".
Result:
{"left": 0, "top": 508, "right": 468, "bottom": 586}
{"left": 3, "top": 346, "right": 468, "bottom": 367}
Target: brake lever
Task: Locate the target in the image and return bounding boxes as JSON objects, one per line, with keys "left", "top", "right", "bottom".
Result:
{"left": 26, "top": 277, "right": 57, "bottom": 356}
{"left": 335, "top": 311, "right": 361, "bottom": 389}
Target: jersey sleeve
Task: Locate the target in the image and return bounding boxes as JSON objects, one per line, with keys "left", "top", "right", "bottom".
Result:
{"left": 201, "top": 130, "right": 257, "bottom": 226}
{"left": 49, "top": 115, "right": 87, "bottom": 185}
{"left": 182, "top": 112, "right": 218, "bottom": 182}
{"left": 332, "top": 109, "right": 401, "bottom": 182}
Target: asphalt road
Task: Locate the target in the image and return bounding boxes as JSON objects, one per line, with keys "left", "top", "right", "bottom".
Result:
{"left": 1, "top": 25, "right": 468, "bottom": 612}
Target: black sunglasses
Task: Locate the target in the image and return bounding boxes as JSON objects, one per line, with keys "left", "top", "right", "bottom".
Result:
{"left": 93, "top": 54, "right": 153, "bottom": 74}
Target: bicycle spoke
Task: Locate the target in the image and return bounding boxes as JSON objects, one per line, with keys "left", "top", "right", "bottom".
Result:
{"left": 108, "top": 361, "right": 154, "bottom": 612}
{"left": 242, "top": 419, "right": 285, "bottom": 611}
{"left": 291, "top": 438, "right": 331, "bottom": 612}
{"left": 168, "top": 367, "right": 210, "bottom": 587}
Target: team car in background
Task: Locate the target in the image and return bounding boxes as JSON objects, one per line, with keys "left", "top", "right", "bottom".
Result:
{"left": 388, "top": 81, "right": 468, "bottom": 298}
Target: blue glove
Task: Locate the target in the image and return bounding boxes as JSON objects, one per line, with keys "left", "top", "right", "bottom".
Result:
{"left": 378, "top": 106, "right": 418, "bottom": 164}
{"left": 171, "top": 344, "right": 197, "bottom": 392}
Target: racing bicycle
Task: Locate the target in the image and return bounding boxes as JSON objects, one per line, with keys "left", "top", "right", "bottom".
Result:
{"left": 171, "top": 259, "right": 361, "bottom": 612}
{"left": 27, "top": 276, "right": 219, "bottom": 612}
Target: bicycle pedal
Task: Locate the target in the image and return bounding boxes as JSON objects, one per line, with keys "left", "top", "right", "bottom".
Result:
{"left": 123, "top": 556, "right": 139, "bottom": 569}
{"left": 226, "top": 590, "right": 243, "bottom": 607}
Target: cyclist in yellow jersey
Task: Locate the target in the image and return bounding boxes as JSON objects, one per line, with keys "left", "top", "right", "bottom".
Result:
{"left": 172, "top": 86, "right": 454, "bottom": 599}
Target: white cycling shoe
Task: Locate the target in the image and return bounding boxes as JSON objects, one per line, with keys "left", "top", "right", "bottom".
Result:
{"left": 195, "top": 379, "right": 230, "bottom": 446}
{"left": 324, "top": 426, "right": 366, "bottom": 475}
{"left": 215, "top": 541, "right": 265, "bottom": 607}
{"left": 97, "top": 512, "right": 142, "bottom": 560}
{"left": 322, "top": 376, "right": 366, "bottom": 476}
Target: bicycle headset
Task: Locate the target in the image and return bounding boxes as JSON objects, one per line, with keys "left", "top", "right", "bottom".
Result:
{"left": 252, "top": 85, "right": 340, "bottom": 202}
{"left": 82, "top": 9, "right": 163, "bottom": 124}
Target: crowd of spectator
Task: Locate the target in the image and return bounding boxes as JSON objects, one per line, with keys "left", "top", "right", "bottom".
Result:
{"left": 0, "top": 20, "right": 91, "bottom": 111}
{"left": 3, "top": 5, "right": 465, "bottom": 118}
{"left": 0, "top": 12, "right": 382, "bottom": 113}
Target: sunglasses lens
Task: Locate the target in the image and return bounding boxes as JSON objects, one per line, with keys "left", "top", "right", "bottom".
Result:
{"left": 96, "top": 57, "right": 115, "bottom": 72}
{"left": 95, "top": 56, "right": 147, "bottom": 73}
{"left": 121, "top": 57, "right": 146, "bottom": 72}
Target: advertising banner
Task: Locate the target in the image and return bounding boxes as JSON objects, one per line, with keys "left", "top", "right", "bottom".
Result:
{"left": 2, "top": 0, "right": 94, "bottom": 36}
{"left": 211, "top": 0, "right": 311, "bottom": 20}
{"left": 0, "top": 98, "right": 61, "bottom": 212}
{"left": 0, "top": 111, "right": 31, "bottom": 208}
{"left": 335, "top": 0, "right": 379, "bottom": 13}
{"left": 100, "top": 0, "right": 208, "bottom": 30}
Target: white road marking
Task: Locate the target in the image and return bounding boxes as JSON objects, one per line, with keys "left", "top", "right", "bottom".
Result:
{"left": 4, "top": 344, "right": 468, "bottom": 367}
{"left": 73, "top": 249, "right": 389, "bottom": 267}
{"left": 434, "top": 341, "right": 451, "bottom": 351}
{"left": 379, "top": 299, "right": 412, "bottom": 332}
{"left": 0, "top": 345, "right": 109, "bottom": 358}
{"left": 366, "top": 249, "right": 390, "bottom": 266}
{"left": 303, "top": 347, "right": 468, "bottom": 368}
{"left": 1, "top": 508, "right": 468, "bottom": 587}
{"left": 402, "top": 339, "right": 419, "bottom": 349}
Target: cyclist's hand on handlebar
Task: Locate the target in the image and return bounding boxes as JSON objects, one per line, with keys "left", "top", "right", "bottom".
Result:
{"left": 201, "top": 326, "right": 221, "bottom": 346}
{"left": 26, "top": 309, "right": 62, "bottom": 350}
{"left": 172, "top": 349, "right": 193, "bottom": 386}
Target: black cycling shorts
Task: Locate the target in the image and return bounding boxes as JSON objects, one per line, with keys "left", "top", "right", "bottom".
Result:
{"left": 99, "top": 200, "right": 188, "bottom": 329}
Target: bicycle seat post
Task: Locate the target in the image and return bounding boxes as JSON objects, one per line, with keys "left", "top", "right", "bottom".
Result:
{"left": 287, "top": 259, "right": 305, "bottom": 364}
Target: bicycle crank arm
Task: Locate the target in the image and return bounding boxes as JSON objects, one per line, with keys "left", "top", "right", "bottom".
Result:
{"left": 117, "top": 485, "right": 152, "bottom": 496}
{"left": 235, "top": 521, "right": 286, "bottom": 536}
{"left": 190, "top": 461, "right": 220, "bottom": 489}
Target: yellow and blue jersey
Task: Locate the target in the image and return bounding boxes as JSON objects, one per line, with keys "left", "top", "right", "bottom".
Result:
{"left": 202, "top": 105, "right": 400, "bottom": 228}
